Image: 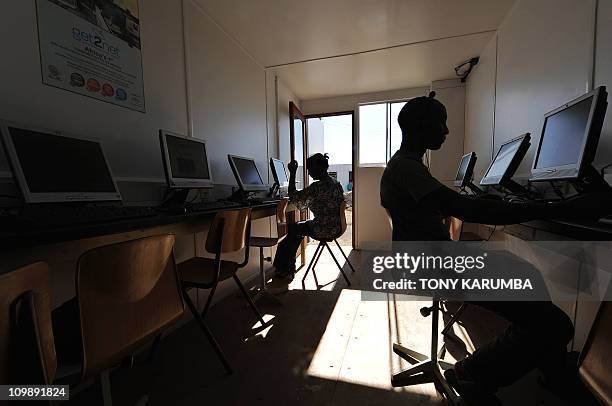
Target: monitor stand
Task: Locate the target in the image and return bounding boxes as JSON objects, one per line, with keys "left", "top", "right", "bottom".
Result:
{"left": 229, "top": 189, "right": 253, "bottom": 203}
{"left": 500, "top": 179, "right": 531, "bottom": 196}
{"left": 269, "top": 183, "right": 280, "bottom": 198}
{"left": 159, "top": 188, "right": 191, "bottom": 213}
{"left": 466, "top": 182, "right": 484, "bottom": 195}
{"left": 573, "top": 165, "right": 612, "bottom": 193}
{"left": 162, "top": 188, "right": 190, "bottom": 206}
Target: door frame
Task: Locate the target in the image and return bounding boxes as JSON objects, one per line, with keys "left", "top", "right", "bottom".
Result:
{"left": 289, "top": 101, "right": 308, "bottom": 267}
{"left": 304, "top": 110, "right": 356, "bottom": 249}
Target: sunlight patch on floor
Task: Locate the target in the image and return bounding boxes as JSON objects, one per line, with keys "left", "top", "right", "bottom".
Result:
{"left": 289, "top": 244, "right": 352, "bottom": 291}
{"left": 305, "top": 289, "right": 442, "bottom": 398}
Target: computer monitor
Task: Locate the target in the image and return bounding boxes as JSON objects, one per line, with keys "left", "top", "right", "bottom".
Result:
{"left": 270, "top": 158, "right": 289, "bottom": 188}
{"left": 480, "top": 133, "right": 531, "bottom": 187}
{"left": 228, "top": 155, "right": 267, "bottom": 192}
{"left": 159, "top": 130, "right": 213, "bottom": 189}
{"left": 0, "top": 122, "right": 121, "bottom": 203}
{"left": 531, "top": 86, "right": 608, "bottom": 182}
{"left": 454, "top": 152, "right": 477, "bottom": 188}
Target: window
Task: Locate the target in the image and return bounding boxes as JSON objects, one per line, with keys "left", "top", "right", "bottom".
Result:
{"left": 359, "top": 100, "right": 408, "bottom": 166}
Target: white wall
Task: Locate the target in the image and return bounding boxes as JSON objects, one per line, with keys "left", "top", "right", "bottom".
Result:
{"left": 594, "top": 0, "right": 612, "bottom": 175}
{"left": 463, "top": 0, "right": 610, "bottom": 351}
{"left": 429, "top": 79, "right": 466, "bottom": 186}
{"left": 185, "top": 0, "right": 268, "bottom": 187}
{"left": 494, "top": 0, "right": 595, "bottom": 177}
{"left": 0, "top": 0, "right": 189, "bottom": 181}
{"left": 276, "top": 78, "right": 302, "bottom": 163}
{"left": 0, "top": 0, "right": 284, "bottom": 309}
{"left": 465, "top": 35, "right": 497, "bottom": 180}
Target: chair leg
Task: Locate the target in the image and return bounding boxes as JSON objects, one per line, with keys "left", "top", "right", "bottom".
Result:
{"left": 325, "top": 243, "right": 351, "bottom": 286}
{"left": 311, "top": 242, "right": 326, "bottom": 287}
{"left": 182, "top": 289, "right": 233, "bottom": 374}
{"left": 146, "top": 333, "right": 163, "bottom": 363}
{"left": 100, "top": 369, "right": 113, "bottom": 406}
{"left": 441, "top": 303, "right": 468, "bottom": 336}
{"left": 201, "top": 283, "right": 217, "bottom": 319}
{"left": 259, "top": 247, "right": 266, "bottom": 290}
{"left": 301, "top": 242, "right": 323, "bottom": 288}
{"left": 233, "top": 274, "right": 266, "bottom": 327}
{"left": 334, "top": 239, "right": 356, "bottom": 273}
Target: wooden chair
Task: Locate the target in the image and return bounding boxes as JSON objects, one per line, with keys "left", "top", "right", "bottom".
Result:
{"left": 177, "top": 208, "right": 266, "bottom": 374}
{"left": 449, "top": 217, "right": 482, "bottom": 242}
{"left": 76, "top": 234, "right": 184, "bottom": 405}
{"left": 0, "top": 262, "right": 56, "bottom": 386}
{"left": 579, "top": 300, "right": 612, "bottom": 404}
{"left": 249, "top": 198, "right": 289, "bottom": 303}
{"left": 301, "top": 201, "right": 355, "bottom": 289}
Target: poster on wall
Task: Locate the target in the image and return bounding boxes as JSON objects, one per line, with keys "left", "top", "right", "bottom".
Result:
{"left": 36, "top": 0, "right": 145, "bottom": 112}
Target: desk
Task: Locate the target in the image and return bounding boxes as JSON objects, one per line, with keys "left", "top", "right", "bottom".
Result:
{"left": 0, "top": 202, "right": 281, "bottom": 252}
{"left": 0, "top": 202, "right": 291, "bottom": 306}
{"left": 505, "top": 219, "right": 612, "bottom": 241}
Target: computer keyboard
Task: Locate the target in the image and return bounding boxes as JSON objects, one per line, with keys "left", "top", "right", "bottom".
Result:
{"left": 186, "top": 200, "right": 241, "bottom": 212}
{"left": 10, "top": 205, "right": 158, "bottom": 229}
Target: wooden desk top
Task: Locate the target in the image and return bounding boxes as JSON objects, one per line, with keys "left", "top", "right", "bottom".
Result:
{"left": 0, "top": 202, "right": 283, "bottom": 252}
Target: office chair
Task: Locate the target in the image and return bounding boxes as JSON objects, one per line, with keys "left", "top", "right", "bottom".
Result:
{"left": 301, "top": 201, "right": 355, "bottom": 289}
{"left": 249, "top": 198, "right": 289, "bottom": 304}
{"left": 0, "top": 262, "right": 56, "bottom": 387}
{"left": 384, "top": 210, "right": 461, "bottom": 405}
{"left": 177, "top": 208, "right": 266, "bottom": 374}
{"left": 76, "top": 235, "right": 184, "bottom": 406}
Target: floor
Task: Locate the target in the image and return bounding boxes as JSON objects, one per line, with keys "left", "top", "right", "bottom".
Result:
{"left": 66, "top": 242, "right": 597, "bottom": 406}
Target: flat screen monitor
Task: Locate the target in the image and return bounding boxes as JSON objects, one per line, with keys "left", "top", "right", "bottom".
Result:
{"left": 270, "top": 158, "right": 289, "bottom": 187}
{"left": 480, "top": 133, "right": 531, "bottom": 186}
{"left": 0, "top": 122, "right": 121, "bottom": 203}
{"left": 454, "top": 152, "right": 477, "bottom": 188}
{"left": 228, "top": 155, "right": 267, "bottom": 192}
{"left": 531, "top": 86, "right": 608, "bottom": 181}
{"left": 159, "top": 130, "right": 213, "bottom": 189}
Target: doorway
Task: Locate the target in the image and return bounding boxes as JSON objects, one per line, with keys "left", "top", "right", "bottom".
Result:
{"left": 306, "top": 112, "right": 355, "bottom": 248}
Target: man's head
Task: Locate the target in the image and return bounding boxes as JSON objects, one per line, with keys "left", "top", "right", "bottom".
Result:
{"left": 398, "top": 91, "right": 449, "bottom": 151}
{"left": 307, "top": 153, "right": 330, "bottom": 180}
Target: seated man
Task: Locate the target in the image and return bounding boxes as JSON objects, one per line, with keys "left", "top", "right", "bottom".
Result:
{"left": 272, "top": 153, "right": 345, "bottom": 284}
{"left": 380, "top": 92, "right": 611, "bottom": 405}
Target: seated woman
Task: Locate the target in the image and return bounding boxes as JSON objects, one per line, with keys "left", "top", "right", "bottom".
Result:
{"left": 272, "top": 153, "right": 345, "bottom": 284}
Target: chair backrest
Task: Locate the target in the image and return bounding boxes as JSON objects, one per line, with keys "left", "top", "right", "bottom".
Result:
{"left": 0, "top": 262, "right": 56, "bottom": 385}
{"left": 276, "top": 198, "right": 289, "bottom": 239}
{"left": 448, "top": 217, "right": 463, "bottom": 242}
{"left": 76, "top": 234, "right": 184, "bottom": 381}
{"left": 205, "top": 208, "right": 252, "bottom": 254}
{"left": 579, "top": 301, "right": 612, "bottom": 405}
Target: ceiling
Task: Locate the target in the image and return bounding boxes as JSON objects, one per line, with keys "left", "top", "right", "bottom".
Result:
{"left": 196, "top": 0, "right": 517, "bottom": 99}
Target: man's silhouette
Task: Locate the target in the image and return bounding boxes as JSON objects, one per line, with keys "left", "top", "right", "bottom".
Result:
{"left": 380, "top": 92, "right": 610, "bottom": 405}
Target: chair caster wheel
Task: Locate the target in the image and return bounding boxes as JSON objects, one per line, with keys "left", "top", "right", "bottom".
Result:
{"left": 420, "top": 306, "right": 432, "bottom": 317}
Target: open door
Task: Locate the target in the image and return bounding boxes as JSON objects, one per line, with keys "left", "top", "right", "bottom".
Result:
{"left": 289, "top": 101, "right": 308, "bottom": 268}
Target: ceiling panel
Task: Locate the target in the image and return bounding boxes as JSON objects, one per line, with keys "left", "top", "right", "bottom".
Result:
{"left": 196, "top": 0, "right": 516, "bottom": 67}
{"left": 271, "top": 31, "right": 495, "bottom": 100}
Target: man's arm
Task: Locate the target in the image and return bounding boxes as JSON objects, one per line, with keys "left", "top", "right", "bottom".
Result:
{"left": 421, "top": 185, "right": 610, "bottom": 225}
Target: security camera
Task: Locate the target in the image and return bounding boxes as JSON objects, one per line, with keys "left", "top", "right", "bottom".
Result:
{"left": 455, "top": 57, "right": 480, "bottom": 82}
